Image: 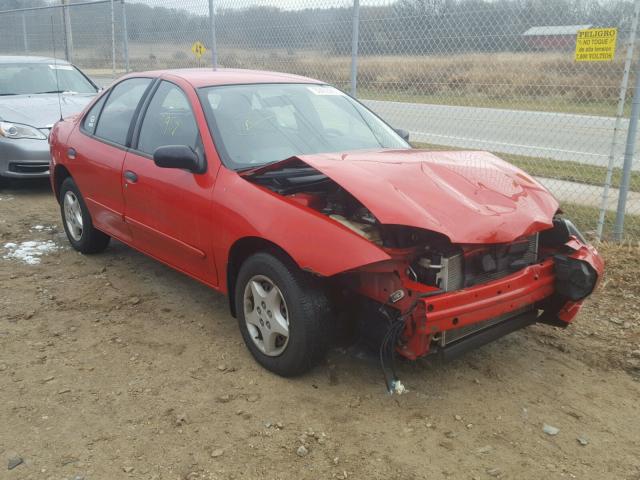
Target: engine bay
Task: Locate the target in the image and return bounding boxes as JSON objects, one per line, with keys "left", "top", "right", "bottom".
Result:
{"left": 247, "top": 162, "right": 541, "bottom": 295}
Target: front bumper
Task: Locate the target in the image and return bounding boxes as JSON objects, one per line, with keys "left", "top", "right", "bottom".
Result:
{"left": 399, "top": 241, "right": 603, "bottom": 360}
{"left": 0, "top": 137, "right": 51, "bottom": 178}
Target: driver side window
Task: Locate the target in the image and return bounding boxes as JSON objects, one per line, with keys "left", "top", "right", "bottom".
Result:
{"left": 137, "top": 81, "right": 200, "bottom": 156}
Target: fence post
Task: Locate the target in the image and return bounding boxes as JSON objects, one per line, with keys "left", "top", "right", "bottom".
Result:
{"left": 614, "top": 57, "right": 640, "bottom": 241}
{"left": 597, "top": 1, "right": 640, "bottom": 240}
{"left": 121, "top": 0, "right": 129, "bottom": 73}
{"left": 110, "top": 0, "right": 116, "bottom": 77}
{"left": 350, "top": 0, "right": 360, "bottom": 97}
{"left": 21, "top": 13, "right": 28, "bottom": 52}
{"left": 208, "top": 0, "right": 218, "bottom": 70}
{"left": 61, "top": 0, "right": 73, "bottom": 61}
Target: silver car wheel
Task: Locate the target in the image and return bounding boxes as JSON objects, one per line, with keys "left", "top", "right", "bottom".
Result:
{"left": 243, "top": 274, "right": 290, "bottom": 357}
{"left": 63, "top": 191, "right": 83, "bottom": 242}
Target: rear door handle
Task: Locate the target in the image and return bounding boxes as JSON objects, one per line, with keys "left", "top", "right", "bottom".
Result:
{"left": 124, "top": 170, "right": 138, "bottom": 183}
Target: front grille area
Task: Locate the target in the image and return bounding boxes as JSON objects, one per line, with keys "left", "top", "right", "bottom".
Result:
{"left": 8, "top": 162, "right": 50, "bottom": 174}
{"left": 463, "top": 234, "right": 538, "bottom": 287}
{"left": 435, "top": 234, "right": 539, "bottom": 291}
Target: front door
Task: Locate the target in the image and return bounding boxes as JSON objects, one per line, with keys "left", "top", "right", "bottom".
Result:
{"left": 122, "top": 80, "right": 217, "bottom": 284}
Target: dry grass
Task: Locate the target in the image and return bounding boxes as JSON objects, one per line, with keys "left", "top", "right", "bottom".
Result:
{"left": 73, "top": 46, "right": 626, "bottom": 115}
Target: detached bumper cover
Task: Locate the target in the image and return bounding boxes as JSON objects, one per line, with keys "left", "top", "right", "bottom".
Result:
{"left": 399, "top": 240, "right": 603, "bottom": 359}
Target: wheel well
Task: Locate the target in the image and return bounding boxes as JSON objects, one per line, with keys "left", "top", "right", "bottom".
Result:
{"left": 53, "top": 165, "right": 72, "bottom": 203}
{"left": 226, "top": 237, "right": 298, "bottom": 317}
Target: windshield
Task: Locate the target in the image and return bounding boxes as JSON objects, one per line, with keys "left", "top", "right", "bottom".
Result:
{"left": 198, "top": 83, "right": 409, "bottom": 169}
{"left": 0, "top": 63, "right": 97, "bottom": 96}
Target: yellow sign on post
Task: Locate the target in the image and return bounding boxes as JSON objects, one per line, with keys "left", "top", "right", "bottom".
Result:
{"left": 575, "top": 28, "right": 617, "bottom": 62}
{"left": 191, "top": 41, "right": 207, "bottom": 60}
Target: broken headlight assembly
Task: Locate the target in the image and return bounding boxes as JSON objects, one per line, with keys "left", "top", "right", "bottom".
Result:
{"left": 540, "top": 216, "right": 587, "bottom": 246}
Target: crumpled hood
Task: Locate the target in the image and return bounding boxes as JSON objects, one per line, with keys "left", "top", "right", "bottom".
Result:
{"left": 0, "top": 93, "right": 95, "bottom": 128}
{"left": 292, "top": 149, "right": 559, "bottom": 244}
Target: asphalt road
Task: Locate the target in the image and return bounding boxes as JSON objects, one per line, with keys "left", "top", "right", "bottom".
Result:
{"left": 94, "top": 74, "right": 630, "bottom": 170}
{"left": 364, "top": 99, "right": 638, "bottom": 171}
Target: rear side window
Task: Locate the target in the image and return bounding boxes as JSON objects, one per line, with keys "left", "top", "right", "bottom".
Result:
{"left": 137, "top": 81, "right": 200, "bottom": 156}
{"left": 82, "top": 95, "right": 106, "bottom": 135}
{"left": 94, "top": 78, "right": 151, "bottom": 146}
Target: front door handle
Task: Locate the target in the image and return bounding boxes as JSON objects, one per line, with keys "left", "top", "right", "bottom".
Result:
{"left": 124, "top": 170, "right": 138, "bottom": 183}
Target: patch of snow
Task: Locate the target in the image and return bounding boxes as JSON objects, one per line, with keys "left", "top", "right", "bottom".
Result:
{"left": 30, "top": 225, "right": 55, "bottom": 232}
{"left": 3, "top": 240, "right": 59, "bottom": 265}
{"left": 0, "top": 195, "right": 15, "bottom": 201}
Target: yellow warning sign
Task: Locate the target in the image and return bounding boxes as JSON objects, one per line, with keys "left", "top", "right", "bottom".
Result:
{"left": 575, "top": 28, "right": 617, "bottom": 62}
{"left": 191, "top": 41, "right": 207, "bottom": 59}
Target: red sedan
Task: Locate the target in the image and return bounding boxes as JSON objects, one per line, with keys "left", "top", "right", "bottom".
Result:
{"left": 49, "top": 69, "right": 603, "bottom": 388}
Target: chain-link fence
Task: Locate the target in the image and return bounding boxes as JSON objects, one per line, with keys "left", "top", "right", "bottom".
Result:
{"left": 1, "top": 0, "right": 639, "bottom": 241}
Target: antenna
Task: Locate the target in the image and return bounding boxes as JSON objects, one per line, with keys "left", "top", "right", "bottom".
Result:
{"left": 51, "top": 16, "right": 63, "bottom": 122}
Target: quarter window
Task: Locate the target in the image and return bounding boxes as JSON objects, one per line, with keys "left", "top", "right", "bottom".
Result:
{"left": 94, "top": 78, "right": 151, "bottom": 146}
{"left": 82, "top": 95, "right": 106, "bottom": 135}
{"left": 137, "top": 81, "right": 200, "bottom": 156}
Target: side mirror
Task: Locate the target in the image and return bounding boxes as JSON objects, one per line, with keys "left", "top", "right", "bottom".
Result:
{"left": 395, "top": 128, "right": 410, "bottom": 142}
{"left": 153, "top": 145, "right": 204, "bottom": 173}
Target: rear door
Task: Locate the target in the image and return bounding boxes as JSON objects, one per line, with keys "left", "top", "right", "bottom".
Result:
{"left": 70, "top": 77, "right": 152, "bottom": 241}
{"left": 122, "top": 80, "right": 217, "bottom": 283}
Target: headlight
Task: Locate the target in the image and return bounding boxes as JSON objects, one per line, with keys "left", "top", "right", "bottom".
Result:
{"left": 0, "top": 121, "right": 47, "bottom": 140}
{"left": 564, "top": 219, "right": 587, "bottom": 243}
{"left": 540, "top": 217, "right": 587, "bottom": 246}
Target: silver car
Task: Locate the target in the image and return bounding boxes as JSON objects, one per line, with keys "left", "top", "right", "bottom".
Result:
{"left": 0, "top": 56, "right": 98, "bottom": 180}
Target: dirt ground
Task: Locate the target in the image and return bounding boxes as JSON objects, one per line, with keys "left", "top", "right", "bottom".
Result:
{"left": 1, "top": 179, "right": 640, "bottom": 480}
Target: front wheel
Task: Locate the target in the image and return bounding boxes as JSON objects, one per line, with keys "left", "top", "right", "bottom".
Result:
{"left": 235, "top": 252, "right": 331, "bottom": 377}
{"left": 59, "top": 177, "right": 110, "bottom": 254}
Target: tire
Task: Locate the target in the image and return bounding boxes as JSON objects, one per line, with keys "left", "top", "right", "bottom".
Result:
{"left": 235, "top": 251, "right": 331, "bottom": 377}
{"left": 59, "top": 177, "right": 110, "bottom": 254}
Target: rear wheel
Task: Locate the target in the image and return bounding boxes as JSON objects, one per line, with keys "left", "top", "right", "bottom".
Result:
{"left": 235, "top": 252, "right": 331, "bottom": 376}
{"left": 59, "top": 177, "right": 110, "bottom": 254}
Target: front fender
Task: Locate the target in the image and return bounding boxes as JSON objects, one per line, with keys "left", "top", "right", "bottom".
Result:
{"left": 212, "top": 168, "right": 390, "bottom": 291}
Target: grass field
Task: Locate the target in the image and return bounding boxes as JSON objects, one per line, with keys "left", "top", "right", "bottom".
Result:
{"left": 72, "top": 45, "right": 628, "bottom": 117}
{"left": 562, "top": 202, "right": 640, "bottom": 239}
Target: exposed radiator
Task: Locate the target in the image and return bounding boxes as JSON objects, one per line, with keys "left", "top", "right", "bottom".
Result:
{"left": 438, "top": 234, "right": 538, "bottom": 291}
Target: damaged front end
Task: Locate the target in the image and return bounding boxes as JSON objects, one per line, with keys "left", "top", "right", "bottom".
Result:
{"left": 241, "top": 154, "right": 604, "bottom": 390}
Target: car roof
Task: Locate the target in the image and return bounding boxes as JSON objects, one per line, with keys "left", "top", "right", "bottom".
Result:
{"left": 0, "top": 55, "right": 72, "bottom": 65}
{"left": 124, "top": 68, "right": 324, "bottom": 88}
